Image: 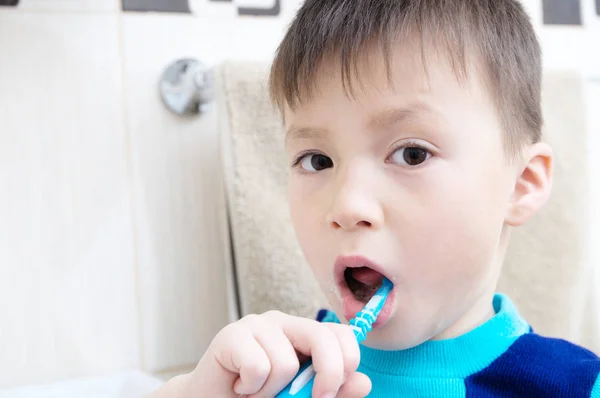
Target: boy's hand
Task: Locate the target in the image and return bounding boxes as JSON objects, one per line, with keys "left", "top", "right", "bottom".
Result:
{"left": 188, "top": 310, "right": 372, "bottom": 398}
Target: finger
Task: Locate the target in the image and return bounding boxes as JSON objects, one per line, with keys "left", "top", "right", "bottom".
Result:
{"left": 212, "top": 323, "right": 271, "bottom": 396}
{"left": 268, "top": 314, "right": 344, "bottom": 398}
{"left": 248, "top": 327, "right": 300, "bottom": 397}
{"left": 324, "top": 323, "right": 361, "bottom": 375}
{"left": 336, "top": 372, "right": 372, "bottom": 398}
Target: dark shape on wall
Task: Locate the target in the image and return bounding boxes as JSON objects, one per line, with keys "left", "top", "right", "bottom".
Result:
{"left": 122, "top": 0, "right": 190, "bottom": 13}
{"left": 122, "top": 0, "right": 280, "bottom": 17}
{"left": 0, "top": 0, "right": 19, "bottom": 6}
{"left": 238, "top": 0, "right": 280, "bottom": 16}
{"left": 596, "top": 0, "right": 600, "bottom": 16}
{"left": 542, "top": 0, "right": 582, "bottom": 25}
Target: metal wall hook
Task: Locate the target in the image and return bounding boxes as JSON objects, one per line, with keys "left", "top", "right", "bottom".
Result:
{"left": 159, "top": 58, "right": 213, "bottom": 116}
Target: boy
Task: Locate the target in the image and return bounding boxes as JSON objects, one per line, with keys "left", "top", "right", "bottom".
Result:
{"left": 150, "top": 0, "right": 600, "bottom": 397}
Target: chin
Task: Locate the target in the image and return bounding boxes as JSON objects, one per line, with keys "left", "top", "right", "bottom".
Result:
{"left": 362, "top": 321, "right": 429, "bottom": 350}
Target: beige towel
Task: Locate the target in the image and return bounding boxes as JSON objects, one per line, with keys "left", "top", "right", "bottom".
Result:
{"left": 498, "top": 70, "right": 599, "bottom": 353}
{"left": 215, "top": 61, "right": 599, "bottom": 354}
{"left": 215, "top": 61, "right": 328, "bottom": 319}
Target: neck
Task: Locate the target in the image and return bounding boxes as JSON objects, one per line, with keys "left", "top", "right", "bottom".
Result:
{"left": 432, "top": 229, "right": 510, "bottom": 341}
{"left": 358, "top": 293, "right": 530, "bottom": 378}
{"left": 432, "top": 288, "right": 496, "bottom": 340}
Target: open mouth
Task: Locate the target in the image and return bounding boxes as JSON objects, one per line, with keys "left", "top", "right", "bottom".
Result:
{"left": 335, "top": 256, "right": 396, "bottom": 326}
{"left": 343, "top": 266, "right": 385, "bottom": 303}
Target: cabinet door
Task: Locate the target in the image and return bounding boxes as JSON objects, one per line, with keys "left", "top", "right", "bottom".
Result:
{"left": 120, "top": 10, "right": 291, "bottom": 374}
{"left": 0, "top": 11, "right": 139, "bottom": 388}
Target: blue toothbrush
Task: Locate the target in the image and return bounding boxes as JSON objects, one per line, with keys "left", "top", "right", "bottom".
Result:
{"left": 275, "top": 278, "right": 394, "bottom": 398}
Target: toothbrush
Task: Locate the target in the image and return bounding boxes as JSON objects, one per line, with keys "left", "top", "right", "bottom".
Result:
{"left": 275, "top": 278, "right": 394, "bottom": 398}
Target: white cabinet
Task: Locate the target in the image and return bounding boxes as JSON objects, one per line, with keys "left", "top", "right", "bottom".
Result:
{"left": 0, "top": 11, "right": 139, "bottom": 388}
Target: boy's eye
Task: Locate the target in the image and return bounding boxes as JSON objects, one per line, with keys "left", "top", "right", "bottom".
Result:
{"left": 390, "top": 146, "right": 431, "bottom": 166}
{"left": 299, "top": 153, "right": 333, "bottom": 172}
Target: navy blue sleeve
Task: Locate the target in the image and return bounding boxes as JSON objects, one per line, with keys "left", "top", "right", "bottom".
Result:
{"left": 465, "top": 333, "right": 600, "bottom": 397}
{"left": 315, "top": 308, "right": 341, "bottom": 324}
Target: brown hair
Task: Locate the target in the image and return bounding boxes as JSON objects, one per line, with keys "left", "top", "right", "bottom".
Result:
{"left": 268, "top": 0, "right": 543, "bottom": 155}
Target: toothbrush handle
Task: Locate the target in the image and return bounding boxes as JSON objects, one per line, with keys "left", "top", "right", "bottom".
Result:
{"left": 276, "top": 329, "right": 364, "bottom": 398}
{"left": 275, "top": 360, "right": 316, "bottom": 398}
{"left": 276, "top": 279, "right": 392, "bottom": 397}
{"left": 276, "top": 319, "right": 372, "bottom": 398}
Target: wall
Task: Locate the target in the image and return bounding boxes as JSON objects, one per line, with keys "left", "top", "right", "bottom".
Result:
{"left": 523, "top": 0, "right": 600, "bottom": 304}
{"left": 0, "top": 0, "right": 598, "bottom": 389}
{"left": 0, "top": 0, "right": 294, "bottom": 388}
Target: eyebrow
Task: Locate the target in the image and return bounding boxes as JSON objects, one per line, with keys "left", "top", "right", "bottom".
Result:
{"left": 285, "top": 125, "right": 328, "bottom": 143}
{"left": 285, "top": 102, "right": 436, "bottom": 142}
{"left": 367, "top": 102, "right": 435, "bottom": 131}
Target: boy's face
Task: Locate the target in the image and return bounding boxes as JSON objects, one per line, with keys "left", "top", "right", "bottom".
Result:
{"left": 284, "top": 46, "right": 520, "bottom": 349}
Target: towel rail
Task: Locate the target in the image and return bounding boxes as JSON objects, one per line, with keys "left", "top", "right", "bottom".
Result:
{"left": 159, "top": 58, "right": 213, "bottom": 116}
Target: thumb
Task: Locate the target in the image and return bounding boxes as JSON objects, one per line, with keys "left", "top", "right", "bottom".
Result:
{"left": 188, "top": 327, "right": 270, "bottom": 397}
{"left": 336, "top": 372, "right": 372, "bottom": 398}
{"left": 187, "top": 354, "right": 241, "bottom": 398}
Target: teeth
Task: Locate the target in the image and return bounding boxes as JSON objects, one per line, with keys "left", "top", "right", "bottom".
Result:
{"left": 344, "top": 268, "right": 382, "bottom": 303}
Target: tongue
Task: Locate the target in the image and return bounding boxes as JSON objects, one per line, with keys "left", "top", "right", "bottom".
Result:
{"left": 351, "top": 267, "right": 384, "bottom": 286}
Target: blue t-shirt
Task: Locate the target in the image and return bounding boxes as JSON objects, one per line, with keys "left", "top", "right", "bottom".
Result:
{"left": 317, "top": 294, "right": 600, "bottom": 397}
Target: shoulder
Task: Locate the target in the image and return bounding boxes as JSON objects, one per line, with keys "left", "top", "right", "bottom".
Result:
{"left": 510, "top": 332, "right": 600, "bottom": 363}
{"left": 466, "top": 331, "right": 600, "bottom": 397}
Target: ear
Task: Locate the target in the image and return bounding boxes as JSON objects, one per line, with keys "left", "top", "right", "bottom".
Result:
{"left": 505, "top": 142, "right": 554, "bottom": 227}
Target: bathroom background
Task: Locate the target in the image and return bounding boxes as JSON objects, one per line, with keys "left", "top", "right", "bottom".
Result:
{"left": 0, "top": 0, "right": 599, "bottom": 393}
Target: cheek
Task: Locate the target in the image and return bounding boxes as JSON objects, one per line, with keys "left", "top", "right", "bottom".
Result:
{"left": 288, "top": 178, "right": 325, "bottom": 265}
{"left": 288, "top": 173, "right": 332, "bottom": 227}
{"left": 288, "top": 182, "right": 309, "bottom": 240}
{"left": 392, "top": 163, "right": 509, "bottom": 284}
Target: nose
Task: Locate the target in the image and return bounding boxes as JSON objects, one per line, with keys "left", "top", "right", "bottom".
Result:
{"left": 325, "top": 165, "right": 384, "bottom": 231}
